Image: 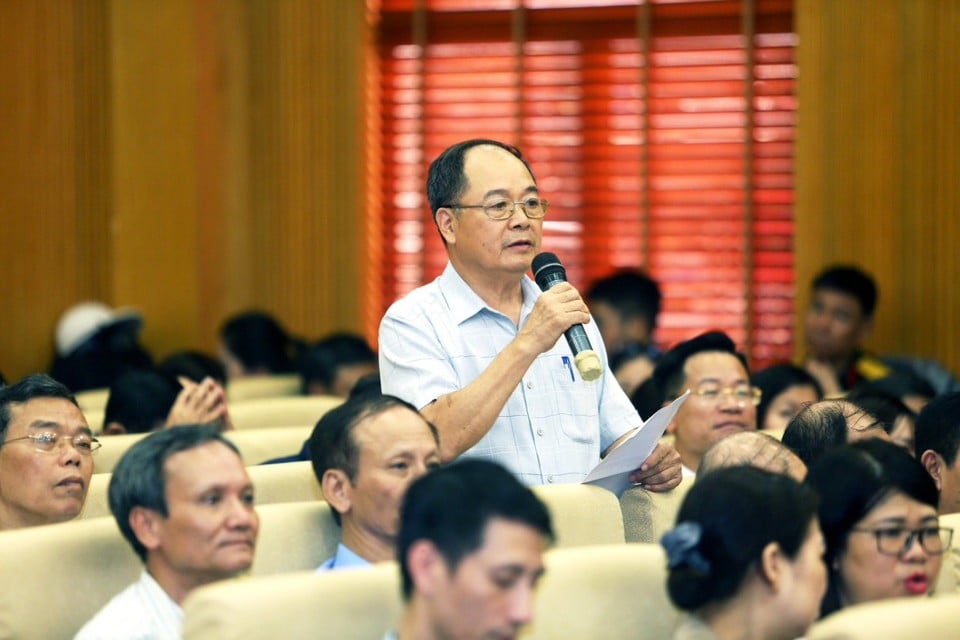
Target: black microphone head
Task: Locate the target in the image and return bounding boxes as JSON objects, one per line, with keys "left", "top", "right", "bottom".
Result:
{"left": 532, "top": 252, "right": 566, "bottom": 291}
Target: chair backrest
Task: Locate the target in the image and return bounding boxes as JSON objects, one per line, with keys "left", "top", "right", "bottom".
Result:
{"left": 933, "top": 510, "right": 960, "bottom": 595}
{"left": 620, "top": 474, "right": 694, "bottom": 543}
{"left": 74, "top": 387, "right": 111, "bottom": 413}
{"left": 85, "top": 408, "right": 105, "bottom": 433}
{"left": 806, "top": 593, "right": 960, "bottom": 639}
{"left": 532, "top": 483, "right": 625, "bottom": 546}
{"left": 183, "top": 543, "right": 677, "bottom": 640}
{"left": 92, "top": 426, "right": 312, "bottom": 474}
{"left": 229, "top": 395, "right": 343, "bottom": 430}
{"left": 79, "top": 460, "right": 322, "bottom": 520}
{"left": 226, "top": 374, "right": 303, "bottom": 402}
{"left": 183, "top": 563, "right": 402, "bottom": 640}
{"left": 0, "top": 517, "right": 141, "bottom": 639}
{"left": 251, "top": 500, "right": 341, "bottom": 575}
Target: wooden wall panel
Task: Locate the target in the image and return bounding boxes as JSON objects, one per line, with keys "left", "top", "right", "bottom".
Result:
{"left": 796, "top": 0, "right": 960, "bottom": 376}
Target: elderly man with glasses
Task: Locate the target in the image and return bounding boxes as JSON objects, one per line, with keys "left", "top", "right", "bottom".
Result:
{"left": 379, "top": 138, "right": 680, "bottom": 489}
{"left": 652, "top": 330, "right": 760, "bottom": 477}
{"left": 0, "top": 373, "right": 98, "bottom": 530}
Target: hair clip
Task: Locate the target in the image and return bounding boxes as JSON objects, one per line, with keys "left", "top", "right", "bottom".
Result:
{"left": 661, "top": 521, "right": 711, "bottom": 574}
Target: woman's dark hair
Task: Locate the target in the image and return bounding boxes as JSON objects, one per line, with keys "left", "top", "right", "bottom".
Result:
{"left": 805, "top": 439, "right": 939, "bottom": 617}
{"left": 663, "top": 466, "right": 819, "bottom": 611}
{"left": 219, "top": 311, "right": 302, "bottom": 375}
{"left": 753, "top": 364, "right": 823, "bottom": 429}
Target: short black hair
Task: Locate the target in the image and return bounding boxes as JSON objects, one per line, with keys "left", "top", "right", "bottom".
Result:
{"left": 781, "top": 399, "right": 880, "bottom": 467}
{"left": 297, "top": 333, "right": 376, "bottom": 394}
{"left": 0, "top": 374, "right": 79, "bottom": 442}
{"left": 398, "top": 459, "right": 553, "bottom": 600}
{"left": 812, "top": 265, "right": 878, "bottom": 317}
{"left": 219, "top": 310, "right": 300, "bottom": 374}
{"left": 587, "top": 269, "right": 662, "bottom": 332}
{"left": 308, "top": 394, "right": 438, "bottom": 526}
{"left": 664, "top": 466, "right": 818, "bottom": 611}
{"left": 752, "top": 364, "right": 823, "bottom": 430}
{"left": 108, "top": 424, "right": 239, "bottom": 562}
{"left": 806, "top": 439, "right": 938, "bottom": 617}
{"left": 160, "top": 350, "right": 227, "bottom": 386}
{"left": 104, "top": 370, "right": 181, "bottom": 434}
{"left": 915, "top": 391, "right": 960, "bottom": 465}
{"left": 426, "top": 139, "right": 535, "bottom": 222}
{"left": 652, "top": 331, "right": 745, "bottom": 400}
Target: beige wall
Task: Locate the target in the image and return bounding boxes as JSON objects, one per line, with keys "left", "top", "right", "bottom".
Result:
{"left": 1, "top": 0, "right": 957, "bottom": 382}
{"left": 0, "top": 1, "right": 366, "bottom": 381}
{"left": 795, "top": 0, "right": 960, "bottom": 375}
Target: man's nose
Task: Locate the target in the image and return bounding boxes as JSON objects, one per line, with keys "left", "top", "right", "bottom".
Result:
{"left": 508, "top": 584, "right": 536, "bottom": 627}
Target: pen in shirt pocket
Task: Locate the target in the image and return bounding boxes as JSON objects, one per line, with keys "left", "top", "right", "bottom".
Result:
{"left": 561, "top": 355, "right": 575, "bottom": 381}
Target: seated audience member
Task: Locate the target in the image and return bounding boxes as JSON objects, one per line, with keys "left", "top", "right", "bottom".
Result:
{"left": 662, "top": 466, "right": 825, "bottom": 640}
{"left": 75, "top": 424, "right": 258, "bottom": 639}
{"left": 654, "top": 331, "right": 759, "bottom": 476}
{"left": 50, "top": 301, "right": 153, "bottom": 392}
{"left": 753, "top": 364, "right": 823, "bottom": 433}
{"left": 802, "top": 264, "right": 959, "bottom": 396}
{"left": 0, "top": 374, "right": 97, "bottom": 530}
{"left": 159, "top": 350, "right": 227, "bottom": 386}
{"left": 309, "top": 394, "right": 440, "bottom": 569}
{"left": 781, "top": 399, "right": 890, "bottom": 467}
{"left": 297, "top": 332, "right": 378, "bottom": 398}
{"left": 630, "top": 375, "right": 666, "bottom": 422}
{"left": 915, "top": 392, "right": 960, "bottom": 514}
{"left": 854, "top": 371, "right": 936, "bottom": 415}
{"left": 391, "top": 459, "right": 553, "bottom": 640}
{"left": 848, "top": 389, "right": 917, "bottom": 453}
{"left": 103, "top": 370, "right": 231, "bottom": 435}
{"left": 218, "top": 310, "right": 302, "bottom": 381}
{"left": 697, "top": 431, "right": 807, "bottom": 481}
{"left": 805, "top": 439, "right": 948, "bottom": 617}
{"left": 587, "top": 269, "right": 663, "bottom": 396}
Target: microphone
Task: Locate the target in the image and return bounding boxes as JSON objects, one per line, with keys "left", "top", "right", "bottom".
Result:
{"left": 531, "top": 252, "right": 603, "bottom": 382}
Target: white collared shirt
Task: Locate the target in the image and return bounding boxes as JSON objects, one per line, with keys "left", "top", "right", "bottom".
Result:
{"left": 74, "top": 570, "right": 182, "bottom": 640}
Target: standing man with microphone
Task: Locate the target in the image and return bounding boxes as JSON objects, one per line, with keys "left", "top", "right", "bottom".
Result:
{"left": 379, "top": 139, "right": 680, "bottom": 488}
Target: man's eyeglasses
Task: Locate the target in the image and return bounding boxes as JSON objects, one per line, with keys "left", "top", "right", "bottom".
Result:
{"left": 1, "top": 432, "right": 102, "bottom": 456}
{"left": 445, "top": 197, "right": 549, "bottom": 221}
{"left": 851, "top": 526, "right": 953, "bottom": 557}
{"left": 692, "top": 384, "right": 762, "bottom": 407}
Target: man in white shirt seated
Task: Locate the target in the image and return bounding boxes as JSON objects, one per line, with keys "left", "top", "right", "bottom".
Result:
{"left": 389, "top": 458, "right": 553, "bottom": 640}
{"left": 75, "top": 424, "right": 258, "bottom": 640}
{"left": 310, "top": 393, "right": 441, "bottom": 570}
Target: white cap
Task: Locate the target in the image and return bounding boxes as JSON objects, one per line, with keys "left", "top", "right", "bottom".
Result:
{"left": 55, "top": 302, "right": 143, "bottom": 356}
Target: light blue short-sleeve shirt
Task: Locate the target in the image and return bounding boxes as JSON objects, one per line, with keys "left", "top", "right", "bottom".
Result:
{"left": 379, "top": 262, "right": 642, "bottom": 485}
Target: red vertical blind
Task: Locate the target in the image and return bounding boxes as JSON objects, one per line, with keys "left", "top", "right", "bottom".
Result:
{"left": 368, "top": 0, "right": 796, "bottom": 367}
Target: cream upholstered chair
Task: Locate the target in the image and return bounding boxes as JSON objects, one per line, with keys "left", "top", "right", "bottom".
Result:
{"left": 0, "top": 517, "right": 141, "bottom": 639}
{"left": 80, "top": 460, "right": 322, "bottom": 520}
{"left": 84, "top": 408, "right": 105, "bottom": 433}
{"left": 226, "top": 374, "right": 303, "bottom": 402}
{"left": 933, "top": 511, "right": 960, "bottom": 596}
{"left": 183, "top": 543, "right": 677, "bottom": 640}
{"left": 250, "top": 500, "right": 341, "bottom": 575}
{"left": 183, "top": 563, "right": 402, "bottom": 640}
{"left": 531, "top": 483, "right": 625, "bottom": 546}
{"left": 92, "top": 426, "right": 311, "bottom": 474}
{"left": 74, "top": 387, "right": 111, "bottom": 413}
{"left": 522, "top": 543, "right": 678, "bottom": 640}
{"left": 228, "top": 395, "right": 343, "bottom": 430}
{"left": 807, "top": 593, "right": 960, "bottom": 639}
{"left": 620, "top": 474, "right": 694, "bottom": 543}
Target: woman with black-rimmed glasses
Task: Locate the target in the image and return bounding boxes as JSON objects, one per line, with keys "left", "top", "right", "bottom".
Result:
{"left": 806, "top": 438, "right": 951, "bottom": 618}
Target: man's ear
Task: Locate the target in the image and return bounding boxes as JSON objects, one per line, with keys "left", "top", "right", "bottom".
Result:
{"left": 103, "top": 422, "right": 127, "bottom": 436}
{"left": 129, "top": 506, "right": 163, "bottom": 553}
{"left": 435, "top": 208, "right": 458, "bottom": 245}
{"left": 920, "top": 450, "right": 945, "bottom": 491}
{"left": 321, "top": 469, "right": 353, "bottom": 516}
{"left": 758, "top": 541, "right": 785, "bottom": 592}
{"left": 406, "top": 539, "right": 447, "bottom": 597}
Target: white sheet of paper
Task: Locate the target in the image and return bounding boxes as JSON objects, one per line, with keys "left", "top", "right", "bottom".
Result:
{"left": 582, "top": 390, "right": 690, "bottom": 497}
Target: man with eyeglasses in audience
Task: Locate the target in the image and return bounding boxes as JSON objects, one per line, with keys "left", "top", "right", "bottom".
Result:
{"left": 652, "top": 331, "right": 759, "bottom": 476}
{"left": 75, "top": 424, "right": 258, "bottom": 639}
{"left": 379, "top": 138, "right": 680, "bottom": 489}
{"left": 0, "top": 373, "right": 98, "bottom": 530}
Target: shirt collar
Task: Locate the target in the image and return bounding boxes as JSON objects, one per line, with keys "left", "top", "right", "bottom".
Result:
{"left": 439, "top": 262, "right": 538, "bottom": 325}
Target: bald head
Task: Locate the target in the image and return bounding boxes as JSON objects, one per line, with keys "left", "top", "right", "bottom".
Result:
{"left": 698, "top": 431, "right": 806, "bottom": 481}
{"left": 781, "top": 398, "right": 890, "bottom": 467}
